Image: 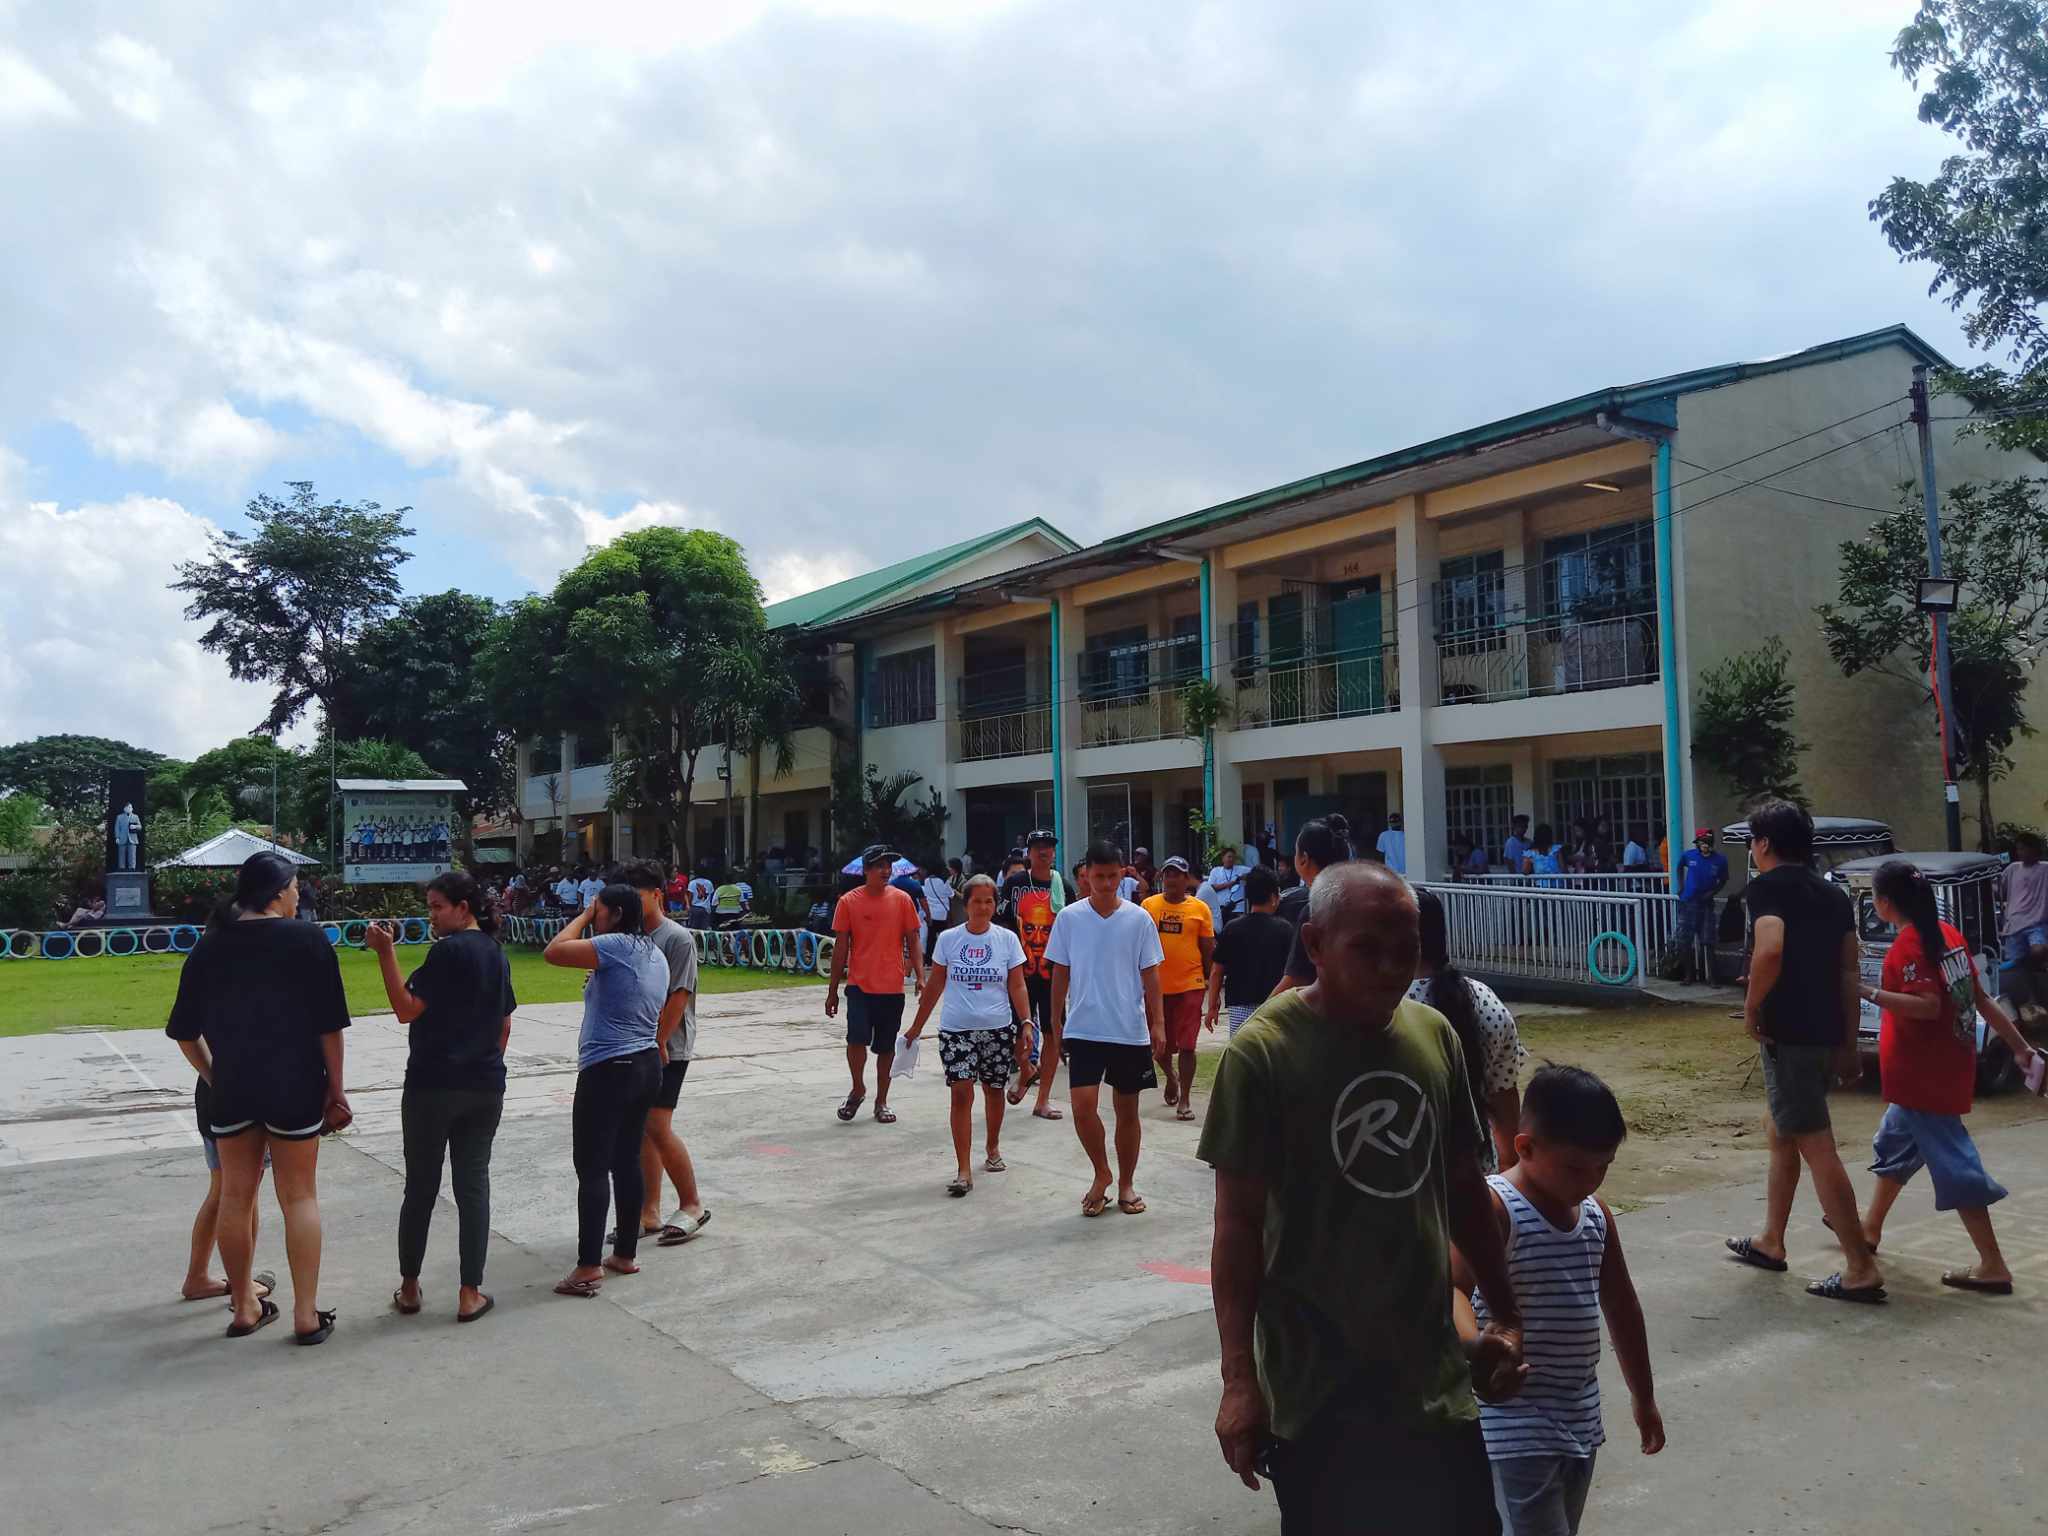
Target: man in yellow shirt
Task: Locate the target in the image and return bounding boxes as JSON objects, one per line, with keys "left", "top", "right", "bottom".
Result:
{"left": 1144, "top": 856, "right": 1215, "bottom": 1121}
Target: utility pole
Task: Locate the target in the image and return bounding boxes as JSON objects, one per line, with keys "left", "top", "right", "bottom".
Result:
{"left": 1911, "top": 363, "right": 1965, "bottom": 852}
{"left": 720, "top": 725, "right": 735, "bottom": 873}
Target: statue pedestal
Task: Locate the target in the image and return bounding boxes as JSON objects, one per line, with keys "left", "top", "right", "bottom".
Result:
{"left": 104, "top": 872, "right": 157, "bottom": 924}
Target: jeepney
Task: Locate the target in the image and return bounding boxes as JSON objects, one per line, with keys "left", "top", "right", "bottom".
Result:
{"left": 1831, "top": 851, "right": 2031, "bottom": 1093}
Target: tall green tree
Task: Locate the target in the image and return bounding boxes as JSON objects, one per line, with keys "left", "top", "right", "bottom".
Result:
{"left": 1817, "top": 479, "right": 2048, "bottom": 844}
{"left": 482, "top": 527, "right": 775, "bottom": 868}
{"left": 0, "top": 793, "right": 48, "bottom": 853}
{"left": 828, "top": 761, "right": 949, "bottom": 864}
{"left": 1690, "top": 638, "right": 1808, "bottom": 809}
{"left": 180, "top": 736, "right": 301, "bottom": 826}
{"left": 334, "top": 590, "right": 511, "bottom": 857}
{"left": 172, "top": 481, "right": 413, "bottom": 856}
{"left": 1873, "top": 0, "right": 2048, "bottom": 451}
{"left": 0, "top": 734, "right": 164, "bottom": 814}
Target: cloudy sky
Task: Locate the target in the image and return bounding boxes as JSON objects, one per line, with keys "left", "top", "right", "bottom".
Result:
{"left": 0, "top": 0, "right": 1983, "bottom": 757}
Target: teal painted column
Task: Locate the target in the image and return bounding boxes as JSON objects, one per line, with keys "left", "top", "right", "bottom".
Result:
{"left": 1199, "top": 556, "right": 1216, "bottom": 826}
{"left": 1654, "top": 439, "right": 1684, "bottom": 893}
{"left": 1049, "top": 599, "right": 1065, "bottom": 850}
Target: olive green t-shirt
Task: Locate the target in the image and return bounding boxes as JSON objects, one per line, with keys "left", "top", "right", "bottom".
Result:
{"left": 1196, "top": 991, "right": 1483, "bottom": 1441}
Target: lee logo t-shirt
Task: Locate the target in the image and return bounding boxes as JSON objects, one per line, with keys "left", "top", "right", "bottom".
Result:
{"left": 933, "top": 924, "right": 1026, "bottom": 1032}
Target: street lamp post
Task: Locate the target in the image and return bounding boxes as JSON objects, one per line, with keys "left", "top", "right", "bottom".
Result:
{"left": 1911, "top": 365, "right": 1964, "bottom": 853}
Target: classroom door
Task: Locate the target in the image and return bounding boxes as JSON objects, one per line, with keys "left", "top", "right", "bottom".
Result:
{"left": 1328, "top": 579, "right": 1383, "bottom": 715}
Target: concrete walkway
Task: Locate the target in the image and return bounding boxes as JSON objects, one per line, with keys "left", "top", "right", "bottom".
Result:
{"left": 3, "top": 989, "right": 2045, "bottom": 1533}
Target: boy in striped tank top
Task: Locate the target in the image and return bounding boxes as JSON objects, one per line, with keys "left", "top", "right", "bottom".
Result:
{"left": 1453, "top": 1066, "right": 1664, "bottom": 1535}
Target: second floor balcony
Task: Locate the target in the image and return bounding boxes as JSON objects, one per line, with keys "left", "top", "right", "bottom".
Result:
{"left": 953, "top": 661, "right": 1052, "bottom": 763}
{"left": 1432, "top": 530, "right": 1660, "bottom": 707}
{"left": 1076, "top": 634, "right": 1198, "bottom": 747}
{"left": 1228, "top": 597, "right": 1398, "bottom": 729}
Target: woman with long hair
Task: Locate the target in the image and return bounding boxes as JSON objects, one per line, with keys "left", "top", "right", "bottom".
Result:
{"left": 544, "top": 881, "right": 667, "bottom": 1297}
{"left": 1845, "top": 860, "right": 2041, "bottom": 1294}
{"left": 1523, "top": 822, "right": 1567, "bottom": 889}
{"left": 367, "top": 869, "right": 515, "bottom": 1323}
{"left": 166, "top": 851, "right": 351, "bottom": 1342}
{"left": 1410, "top": 887, "right": 1527, "bottom": 1171}
{"left": 1272, "top": 813, "right": 1353, "bottom": 995}
{"left": 902, "top": 874, "right": 1031, "bottom": 1196}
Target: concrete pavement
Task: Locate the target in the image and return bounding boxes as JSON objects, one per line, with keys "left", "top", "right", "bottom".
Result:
{"left": 3, "top": 987, "right": 2045, "bottom": 1533}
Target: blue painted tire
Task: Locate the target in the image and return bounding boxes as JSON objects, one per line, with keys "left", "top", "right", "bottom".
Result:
{"left": 401, "top": 917, "right": 430, "bottom": 945}
{"left": 795, "top": 930, "right": 818, "bottom": 970}
{"left": 142, "top": 927, "right": 172, "bottom": 953}
{"left": 322, "top": 924, "right": 343, "bottom": 946}
{"left": 42, "top": 931, "right": 75, "bottom": 959}
{"left": 73, "top": 930, "right": 106, "bottom": 959}
{"left": 762, "top": 929, "right": 781, "bottom": 967}
{"left": 340, "top": 921, "right": 370, "bottom": 948}
{"left": 1587, "top": 930, "right": 1638, "bottom": 987}
{"left": 170, "top": 925, "right": 200, "bottom": 953}
{"left": 107, "top": 928, "right": 140, "bottom": 957}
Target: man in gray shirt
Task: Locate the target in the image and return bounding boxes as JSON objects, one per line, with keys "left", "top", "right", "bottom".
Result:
{"left": 622, "top": 863, "right": 712, "bottom": 1245}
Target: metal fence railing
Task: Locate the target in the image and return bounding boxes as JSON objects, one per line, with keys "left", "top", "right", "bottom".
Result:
{"left": 1462, "top": 872, "right": 1673, "bottom": 896}
{"left": 1436, "top": 613, "right": 1659, "bottom": 706}
{"left": 1230, "top": 642, "right": 1399, "bottom": 728}
{"left": 1414, "top": 882, "right": 1719, "bottom": 989}
{"left": 1078, "top": 687, "right": 1186, "bottom": 747}
{"left": 954, "top": 703, "right": 1053, "bottom": 762}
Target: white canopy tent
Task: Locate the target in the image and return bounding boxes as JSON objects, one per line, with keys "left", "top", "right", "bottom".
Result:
{"left": 157, "top": 828, "right": 321, "bottom": 869}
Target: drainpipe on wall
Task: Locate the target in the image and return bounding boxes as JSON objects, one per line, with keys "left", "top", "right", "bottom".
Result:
{"left": 1596, "top": 414, "right": 1685, "bottom": 894}
{"left": 1199, "top": 557, "right": 1216, "bottom": 831}
{"left": 1048, "top": 599, "right": 1065, "bottom": 853}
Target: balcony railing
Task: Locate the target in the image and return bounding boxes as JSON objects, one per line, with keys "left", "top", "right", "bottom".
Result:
{"left": 953, "top": 662, "right": 1053, "bottom": 762}
{"left": 1436, "top": 612, "right": 1658, "bottom": 705}
{"left": 1231, "top": 640, "right": 1399, "bottom": 727}
{"left": 1075, "top": 635, "right": 1198, "bottom": 747}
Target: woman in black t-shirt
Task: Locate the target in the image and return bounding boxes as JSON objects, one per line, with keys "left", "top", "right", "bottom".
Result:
{"left": 368, "top": 869, "right": 515, "bottom": 1324}
{"left": 166, "top": 852, "right": 351, "bottom": 1343}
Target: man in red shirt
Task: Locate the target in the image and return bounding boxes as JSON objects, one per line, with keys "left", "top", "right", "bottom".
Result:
{"left": 826, "top": 845, "right": 926, "bottom": 1125}
{"left": 1849, "top": 860, "right": 2041, "bottom": 1295}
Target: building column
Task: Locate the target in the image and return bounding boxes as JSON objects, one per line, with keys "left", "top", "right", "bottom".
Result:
{"left": 559, "top": 733, "right": 577, "bottom": 860}
{"left": 1507, "top": 742, "right": 1538, "bottom": 855}
{"left": 935, "top": 622, "right": 964, "bottom": 852}
{"left": 1206, "top": 557, "right": 1245, "bottom": 848}
{"left": 1395, "top": 498, "right": 1447, "bottom": 880}
{"left": 1057, "top": 595, "right": 1089, "bottom": 859}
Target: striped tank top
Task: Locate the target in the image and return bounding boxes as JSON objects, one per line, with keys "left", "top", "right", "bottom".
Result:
{"left": 1470, "top": 1172, "right": 1608, "bottom": 1459}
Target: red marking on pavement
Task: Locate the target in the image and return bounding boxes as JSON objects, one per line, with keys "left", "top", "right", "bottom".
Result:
{"left": 749, "top": 1142, "right": 797, "bottom": 1157}
{"left": 1141, "top": 1259, "right": 1211, "bottom": 1285}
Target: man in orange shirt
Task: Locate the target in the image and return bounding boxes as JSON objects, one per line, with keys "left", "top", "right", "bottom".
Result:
{"left": 1143, "top": 856, "right": 1215, "bottom": 1121}
{"left": 827, "top": 845, "right": 926, "bottom": 1125}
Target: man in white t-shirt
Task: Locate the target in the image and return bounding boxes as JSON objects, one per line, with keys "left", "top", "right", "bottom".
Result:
{"left": 578, "top": 870, "right": 605, "bottom": 909}
{"left": 1376, "top": 813, "right": 1407, "bottom": 875}
{"left": 1047, "top": 839, "right": 1165, "bottom": 1219}
{"left": 687, "top": 873, "right": 714, "bottom": 927}
{"left": 1208, "top": 846, "right": 1245, "bottom": 925}
{"left": 553, "top": 872, "right": 578, "bottom": 908}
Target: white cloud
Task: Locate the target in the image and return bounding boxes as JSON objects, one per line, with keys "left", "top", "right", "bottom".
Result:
{"left": 0, "top": 486, "right": 286, "bottom": 757}
{"left": 0, "top": 47, "right": 77, "bottom": 121}
{"left": 758, "top": 548, "right": 858, "bottom": 604}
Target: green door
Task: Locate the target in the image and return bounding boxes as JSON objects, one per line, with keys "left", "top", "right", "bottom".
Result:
{"left": 1328, "top": 579, "right": 1383, "bottom": 715}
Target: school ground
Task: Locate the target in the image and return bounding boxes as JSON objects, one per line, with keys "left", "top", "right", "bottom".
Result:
{"left": 3, "top": 985, "right": 2044, "bottom": 1535}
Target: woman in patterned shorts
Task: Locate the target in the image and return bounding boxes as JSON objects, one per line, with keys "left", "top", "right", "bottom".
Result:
{"left": 904, "top": 875, "right": 1032, "bottom": 1196}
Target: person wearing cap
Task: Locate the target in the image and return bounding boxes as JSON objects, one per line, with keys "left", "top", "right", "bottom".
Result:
{"left": 826, "top": 846, "right": 926, "bottom": 1124}
{"left": 998, "top": 829, "right": 1070, "bottom": 1119}
{"left": 1143, "top": 857, "right": 1215, "bottom": 1122}
{"left": 1674, "top": 828, "right": 1729, "bottom": 985}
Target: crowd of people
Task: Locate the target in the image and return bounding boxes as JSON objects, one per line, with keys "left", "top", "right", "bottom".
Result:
{"left": 157, "top": 792, "right": 2042, "bottom": 1535}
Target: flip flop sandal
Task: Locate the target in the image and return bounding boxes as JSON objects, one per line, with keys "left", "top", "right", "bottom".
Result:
{"left": 294, "top": 1309, "right": 338, "bottom": 1345}
{"left": 1725, "top": 1237, "right": 1788, "bottom": 1273}
{"left": 602, "top": 1256, "right": 640, "bottom": 1276}
{"left": 947, "top": 1178, "right": 972, "bottom": 1198}
{"left": 392, "top": 1289, "right": 422, "bottom": 1316}
{"left": 1175, "top": 1104, "right": 1197, "bottom": 1121}
{"left": 1161, "top": 1084, "right": 1178, "bottom": 1107}
{"left": 657, "top": 1209, "right": 712, "bottom": 1246}
{"left": 1942, "top": 1271, "right": 2015, "bottom": 1295}
{"left": 1118, "top": 1196, "right": 1148, "bottom": 1215}
{"left": 1081, "top": 1194, "right": 1109, "bottom": 1218}
{"left": 252, "top": 1270, "right": 276, "bottom": 1302}
{"left": 1033, "top": 1106, "right": 1064, "bottom": 1121}
{"left": 457, "top": 1294, "right": 496, "bottom": 1323}
{"left": 874, "top": 1105, "right": 898, "bottom": 1124}
{"left": 1806, "top": 1273, "right": 1887, "bottom": 1305}
{"left": 553, "top": 1277, "right": 602, "bottom": 1298}
{"left": 984, "top": 1154, "right": 1007, "bottom": 1172}
{"left": 1821, "top": 1214, "right": 1880, "bottom": 1253}
{"left": 225, "top": 1298, "right": 279, "bottom": 1338}
{"left": 837, "top": 1093, "right": 865, "bottom": 1122}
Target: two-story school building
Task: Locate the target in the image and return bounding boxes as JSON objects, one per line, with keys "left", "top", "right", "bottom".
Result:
{"left": 520, "top": 324, "right": 2040, "bottom": 882}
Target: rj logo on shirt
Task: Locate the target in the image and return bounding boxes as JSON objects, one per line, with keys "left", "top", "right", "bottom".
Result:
{"left": 1330, "top": 1070, "right": 1436, "bottom": 1200}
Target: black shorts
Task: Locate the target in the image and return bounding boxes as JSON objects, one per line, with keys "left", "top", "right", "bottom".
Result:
{"left": 845, "top": 986, "right": 906, "bottom": 1054}
{"left": 1024, "top": 974, "right": 1053, "bottom": 1031}
{"left": 1266, "top": 1413, "right": 1496, "bottom": 1536}
{"left": 653, "top": 1057, "right": 690, "bottom": 1111}
{"left": 1062, "top": 1038, "right": 1158, "bottom": 1095}
{"left": 197, "top": 1070, "right": 326, "bottom": 1142}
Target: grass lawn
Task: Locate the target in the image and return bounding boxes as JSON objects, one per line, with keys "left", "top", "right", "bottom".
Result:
{"left": 0, "top": 945, "right": 821, "bottom": 1036}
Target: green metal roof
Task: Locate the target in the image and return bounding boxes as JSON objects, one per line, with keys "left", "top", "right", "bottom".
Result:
{"left": 763, "top": 517, "right": 1077, "bottom": 630}
{"left": 1061, "top": 324, "right": 1951, "bottom": 560}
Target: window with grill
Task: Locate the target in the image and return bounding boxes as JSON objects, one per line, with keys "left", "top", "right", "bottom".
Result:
{"left": 1540, "top": 522, "right": 1655, "bottom": 620}
{"left": 1080, "top": 626, "right": 1150, "bottom": 700}
{"left": 1445, "top": 764, "right": 1514, "bottom": 862}
{"left": 868, "top": 647, "right": 936, "bottom": 728}
{"left": 1548, "top": 753, "right": 1664, "bottom": 845}
{"left": 1434, "top": 551, "right": 1506, "bottom": 640}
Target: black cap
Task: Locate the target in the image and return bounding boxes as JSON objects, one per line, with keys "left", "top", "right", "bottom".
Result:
{"left": 1025, "top": 828, "right": 1057, "bottom": 848}
{"left": 860, "top": 844, "right": 897, "bottom": 869}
